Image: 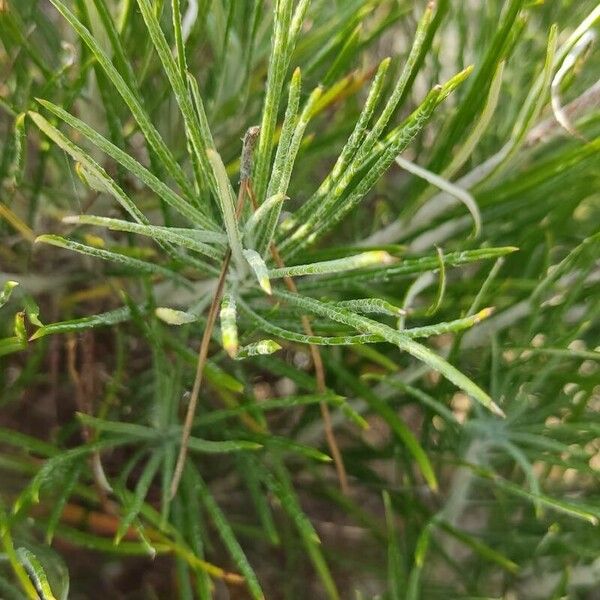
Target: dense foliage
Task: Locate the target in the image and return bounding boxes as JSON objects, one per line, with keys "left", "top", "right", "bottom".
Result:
{"left": 1, "top": 0, "right": 599, "bottom": 598}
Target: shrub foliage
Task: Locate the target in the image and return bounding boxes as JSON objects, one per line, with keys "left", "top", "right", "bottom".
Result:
{"left": 0, "top": 0, "right": 599, "bottom": 598}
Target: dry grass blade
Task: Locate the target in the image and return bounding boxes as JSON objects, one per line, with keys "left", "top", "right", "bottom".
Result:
{"left": 170, "top": 147, "right": 256, "bottom": 498}
{"left": 169, "top": 240, "right": 234, "bottom": 499}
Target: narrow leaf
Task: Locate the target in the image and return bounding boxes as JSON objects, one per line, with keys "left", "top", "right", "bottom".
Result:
{"left": 235, "top": 340, "right": 281, "bottom": 359}
{"left": 274, "top": 289, "right": 504, "bottom": 417}
{"left": 35, "top": 235, "right": 189, "bottom": 287}
{"left": 268, "top": 251, "right": 395, "bottom": 279}
{"left": 47, "top": 0, "right": 196, "bottom": 201}
{"left": 63, "top": 215, "right": 225, "bottom": 260}
{"left": 206, "top": 149, "right": 246, "bottom": 273}
{"left": 193, "top": 470, "right": 265, "bottom": 600}
{"left": 243, "top": 249, "right": 272, "bottom": 294}
{"left": 16, "top": 548, "right": 57, "bottom": 600}
{"left": 0, "top": 281, "right": 18, "bottom": 309}
{"left": 115, "top": 450, "right": 163, "bottom": 544}
{"left": 219, "top": 292, "right": 239, "bottom": 358}
{"left": 36, "top": 100, "right": 216, "bottom": 229}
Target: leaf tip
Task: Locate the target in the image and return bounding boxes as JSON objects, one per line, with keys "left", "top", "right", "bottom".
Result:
{"left": 156, "top": 307, "right": 197, "bottom": 325}
{"left": 360, "top": 250, "right": 396, "bottom": 267}
{"left": 33, "top": 97, "right": 49, "bottom": 109}
{"left": 28, "top": 329, "right": 44, "bottom": 341}
{"left": 223, "top": 336, "right": 239, "bottom": 359}
{"left": 490, "top": 401, "right": 506, "bottom": 419}
{"left": 475, "top": 307, "right": 495, "bottom": 322}
{"left": 260, "top": 277, "right": 272, "bottom": 295}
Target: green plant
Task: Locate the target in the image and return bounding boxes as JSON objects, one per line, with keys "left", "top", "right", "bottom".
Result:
{"left": 1, "top": 0, "right": 599, "bottom": 598}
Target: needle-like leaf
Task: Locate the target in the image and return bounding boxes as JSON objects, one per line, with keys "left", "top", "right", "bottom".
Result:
{"left": 274, "top": 289, "right": 505, "bottom": 417}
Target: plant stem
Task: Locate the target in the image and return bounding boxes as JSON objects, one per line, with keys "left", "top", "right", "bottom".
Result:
{"left": 248, "top": 185, "right": 349, "bottom": 495}
{"left": 170, "top": 183, "right": 248, "bottom": 499}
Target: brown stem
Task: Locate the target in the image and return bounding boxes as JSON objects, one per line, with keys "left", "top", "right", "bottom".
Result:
{"left": 169, "top": 251, "right": 231, "bottom": 499}
{"left": 246, "top": 185, "right": 348, "bottom": 493}
{"left": 269, "top": 244, "right": 349, "bottom": 495}
{"left": 170, "top": 183, "right": 249, "bottom": 499}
